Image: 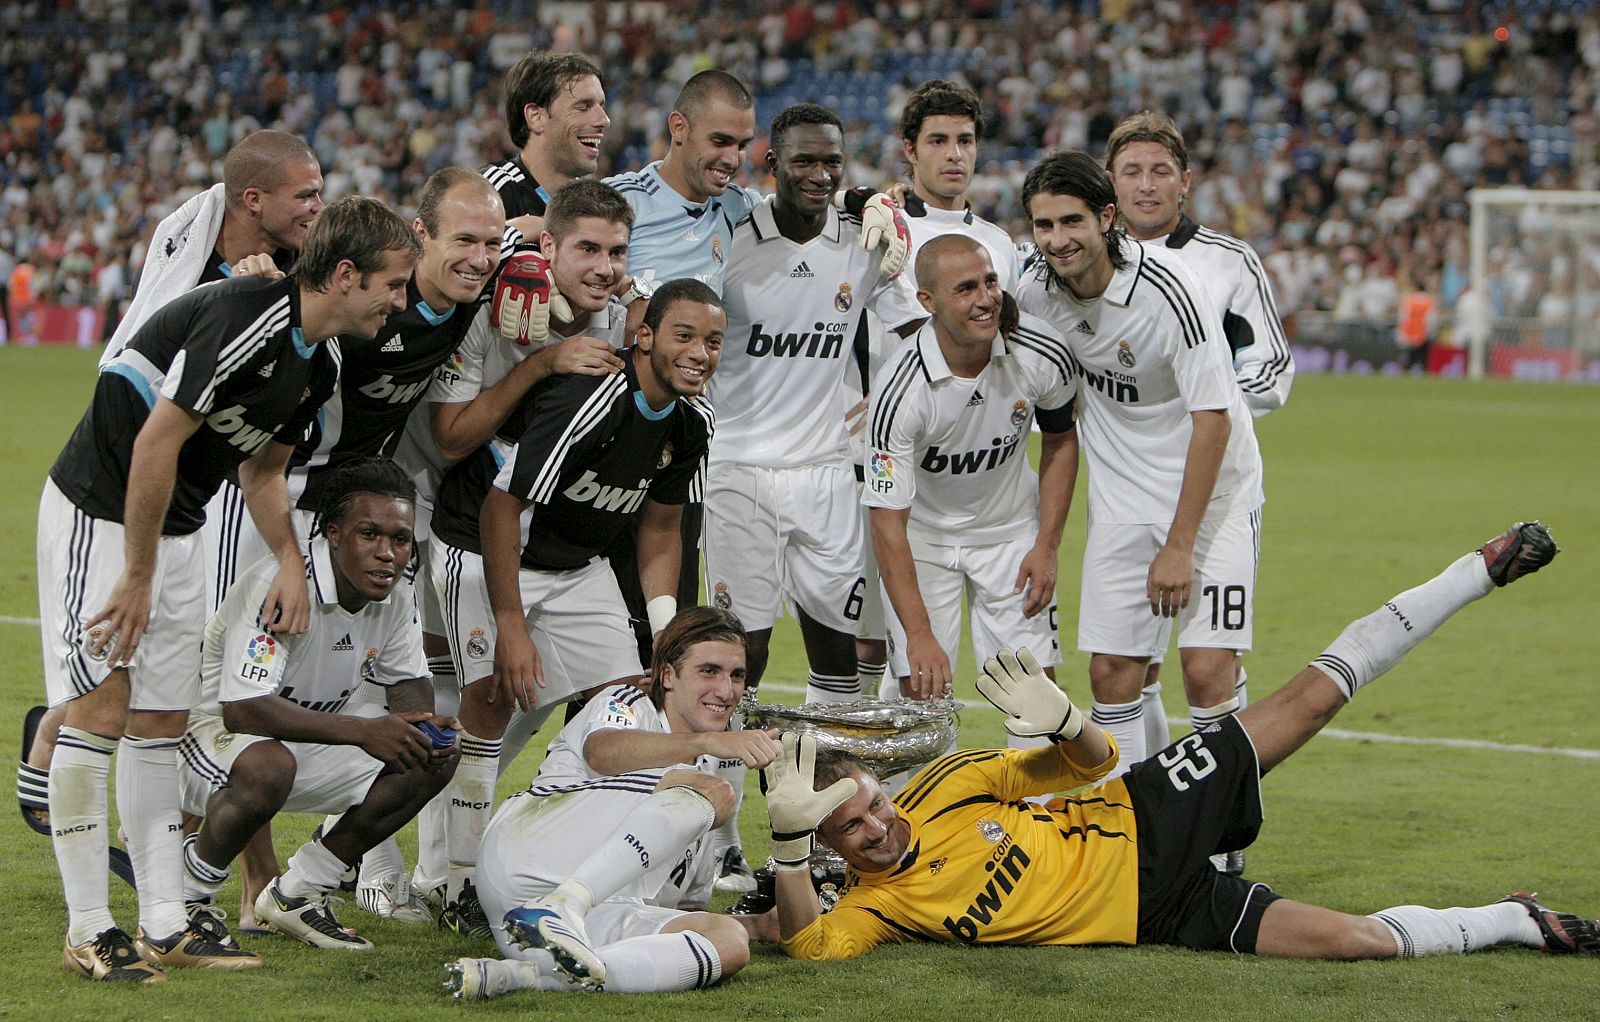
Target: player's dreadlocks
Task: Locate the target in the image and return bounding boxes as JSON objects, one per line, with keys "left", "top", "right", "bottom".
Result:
{"left": 316, "top": 456, "right": 416, "bottom": 537}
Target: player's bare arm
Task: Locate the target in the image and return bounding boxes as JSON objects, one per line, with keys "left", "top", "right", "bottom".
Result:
{"left": 480, "top": 484, "right": 543, "bottom": 708}
{"left": 869, "top": 505, "right": 950, "bottom": 698}
{"left": 238, "top": 440, "right": 311, "bottom": 636}
{"left": 1015, "top": 427, "right": 1078, "bottom": 619}
{"left": 1148, "top": 408, "right": 1230, "bottom": 617}
{"left": 86, "top": 396, "right": 202, "bottom": 665}
{"left": 383, "top": 676, "right": 460, "bottom": 769}
{"left": 220, "top": 680, "right": 438, "bottom": 771}
{"left": 583, "top": 725, "right": 782, "bottom": 775}
{"left": 428, "top": 336, "right": 623, "bottom": 461}
{"left": 635, "top": 497, "right": 684, "bottom": 631}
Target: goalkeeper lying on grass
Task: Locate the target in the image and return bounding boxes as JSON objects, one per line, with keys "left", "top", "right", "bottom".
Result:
{"left": 766, "top": 522, "right": 1600, "bottom": 961}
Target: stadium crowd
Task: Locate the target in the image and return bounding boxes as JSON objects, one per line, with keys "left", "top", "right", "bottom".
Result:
{"left": 1, "top": 0, "right": 1595, "bottom": 341}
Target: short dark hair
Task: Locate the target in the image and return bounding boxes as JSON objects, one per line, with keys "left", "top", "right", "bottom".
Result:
{"left": 770, "top": 103, "right": 842, "bottom": 154}
{"left": 1105, "top": 110, "right": 1188, "bottom": 173}
{"left": 1021, "top": 151, "right": 1126, "bottom": 271}
{"left": 291, "top": 195, "right": 422, "bottom": 292}
{"left": 649, "top": 606, "right": 747, "bottom": 708}
{"left": 316, "top": 457, "right": 416, "bottom": 537}
{"left": 642, "top": 278, "right": 724, "bottom": 334}
{"left": 543, "top": 179, "right": 634, "bottom": 243}
{"left": 415, "top": 166, "right": 502, "bottom": 236}
{"left": 674, "top": 69, "right": 753, "bottom": 119}
{"left": 813, "top": 747, "right": 872, "bottom": 790}
{"left": 914, "top": 233, "right": 986, "bottom": 290}
{"left": 503, "top": 51, "right": 604, "bottom": 149}
{"left": 899, "top": 79, "right": 985, "bottom": 144}
{"left": 222, "top": 130, "right": 317, "bottom": 207}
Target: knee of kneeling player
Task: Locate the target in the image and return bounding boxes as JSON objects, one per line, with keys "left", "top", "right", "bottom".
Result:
{"left": 228, "top": 742, "right": 298, "bottom": 811}
{"left": 660, "top": 771, "right": 737, "bottom": 826}
{"left": 691, "top": 913, "right": 752, "bottom": 974}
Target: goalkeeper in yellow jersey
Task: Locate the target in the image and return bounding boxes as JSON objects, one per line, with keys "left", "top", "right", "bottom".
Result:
{"left": 765, "top": 522, "right": 1599, "bottom": 961}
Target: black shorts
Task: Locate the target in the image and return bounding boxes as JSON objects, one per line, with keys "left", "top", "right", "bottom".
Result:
{"left": 1125, "top": 714, "right": 1281, "bottom": 953}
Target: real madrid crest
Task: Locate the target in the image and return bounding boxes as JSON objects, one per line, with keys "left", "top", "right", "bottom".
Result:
{"left": 1010, "top": 400, "right": 1029, "bottom": 428}
{"left": 1117, "top": 340, "right": 1135, "bottom": 368}
{"left": 215, "top": 732, "right": 234, "bottom": 750}
{"left": 834, "top": 283, "right": 853, "bottom": 313}
{"left": 711, "top": 236, "right": 724, "bottom": 266}
{"left": 657, "top": 442, "right": 673, "bottom": 471}
{"left": 361, "top": 648, "right": 378, "bottom": 682}
{"left": 85, "top": 624, "right": 110, "bottom": 663}
{"left": 712, "top": 580, "right": 732, "bottom": 611}
{"left": 976, "top": 818, "right": 1005, "bottom": 844}
{"left": 466, "top": 628, "right": 489, "bottom": 660}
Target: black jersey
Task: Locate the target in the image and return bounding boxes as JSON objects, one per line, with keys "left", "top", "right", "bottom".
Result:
{"left": 195, "top": 247, "right": 296, "bottom": 287}
{"left": 432, "top": 356, "right": 713, "bottom": 570}
{"left": 289, "top": 277, "right": 485, "bottom": 512}
{"left": 50, "top": 276, "right": 336, "bottom": 535}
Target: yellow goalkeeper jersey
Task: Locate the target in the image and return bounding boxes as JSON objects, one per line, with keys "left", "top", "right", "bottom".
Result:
{"left": 784, "top": 741, "right": 1140, "bottom": 960}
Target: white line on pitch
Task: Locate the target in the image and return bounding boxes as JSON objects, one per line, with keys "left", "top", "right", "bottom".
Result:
{"left": 755, "top": 682, "right": 1600, "bottom": 762}
{"left": 0, "top": 615, "right": 39, "bottom": 626}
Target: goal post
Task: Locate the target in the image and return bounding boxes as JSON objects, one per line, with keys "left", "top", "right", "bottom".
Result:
{"left": 1467, "top": 188, "right": 1600, "bottom": 381}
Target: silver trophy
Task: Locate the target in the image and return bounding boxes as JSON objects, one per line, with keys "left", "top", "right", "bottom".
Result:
{"left": 731, "top": 694, "right": 960, "bottom": 913}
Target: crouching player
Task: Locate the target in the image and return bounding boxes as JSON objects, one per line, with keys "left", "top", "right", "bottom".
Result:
{"left": 177, "top": 458, "right": 458, "bottom": 951}
{"left": 445, "top": 607, "right": 780, "bottom": 998}
{"left": 764, "top": 523, "right": 1600, "bottom": 961}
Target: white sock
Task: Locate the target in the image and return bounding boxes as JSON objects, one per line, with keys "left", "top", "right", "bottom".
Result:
{"left": 1235, "top": 664, "right": 1250, "bottom": 709}
{"left": 1310, "top": 552, "right": 1494, "bottom": 700}
{"left": 595, "top": 931, "right": 724, "bottom": 992}
{"left": 427, "top": 654, "right": 460, "bottom": 717}
{"left": 710, "top": 758, "right": 746, "bottom": 857}
{"left": 1091, "top": 698, "right": 1145, "bottom": 778}
{"left": 858, "top": 658, "right": 888, "bottom": 699}
{"left": 561, "top": 785, "right": 717, "bottom": 908}
{"left": 447, "top": 729, "right": 501, "bottom": 901}
{"left": 1189, "top": 696, "right": 1240, "bottom": 733}
{"left": 359, "top": 835, "right": 405, "bottom": 886}
{"left": 805, "top": 671, "right": 860, "bottom": 704}
{"left": 1370, "top": 902, "right": 1542, "bottom": 957}
{"left": 50, "top": 726, "right": 118, "bottom": 945}
{"left": 1140, "top": 681, "right": 1171, "bottom": 750}
{"left": 18, "top": 760, "right": 50, "bottom": 815}
{"left": 182, "top": 832, "right": 230, "bottom": 903}
{"left": 280, "top": 839, "right": 352, "bottom": 899}
{"left": 414, "top": 788, "right": 450, "bottom": 888}
{"left": 117, "top": 734, "right": 187, "bottom": 939}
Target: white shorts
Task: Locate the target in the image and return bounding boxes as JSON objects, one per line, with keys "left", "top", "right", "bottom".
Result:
{"left": 413, "top": 536, "right": 445, "bottom": 636}
{"left": 476, "top": 786, "right": 697, "bottom": 959}
{"left": 703, "top": 461, "right": 866, "bottom": 633}
{"left": 37, "top": 479, "right": 206, "bottom": 711}
{"left": 430, "top": 541, "right": 643, "bottom": 700}
{"left": 199, "top": 480, "right": 309, "bottom": 617}
{"left": 883, "top": 532, "right": 1060, "bottom": 680}
{"left": 177, "top": 712, "right": 383, "bottom": 817}
{"left": 856, "top": 498, "right": 886, "bottom": 640}
{"left": 1078, "top": 509, "right": 1261, "bottom": 658}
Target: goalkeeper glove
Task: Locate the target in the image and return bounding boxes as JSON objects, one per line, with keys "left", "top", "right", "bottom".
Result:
{"left": 760, "top": 732, "right": 858, "bottom": 871}
{"left": 854, "top": 192, "right": 912, "bottom": 280}
{"left": 492, "top": 248, "right": 572, "bottom": 347}
{"left": 975, "top": 646, "right": 1085, "bottom": 742}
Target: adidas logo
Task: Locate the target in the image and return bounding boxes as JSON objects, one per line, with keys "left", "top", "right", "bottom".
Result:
{"left": 790, "top": 261, "right": 815, "bottom": 278}
{"left": 1075, "top": 320, "right": 1093, "bottom": 335}
{"left": 966, "top": 389, "right": 985, "bottom": 407}
{"left": 381, "top": 336, "right": 404, "bottom": 353}
{"left": 258, "top": 360, "right": 276, "bottom": 378}
{"left": 332, "top": 633, "right": 354, "bottom": 652}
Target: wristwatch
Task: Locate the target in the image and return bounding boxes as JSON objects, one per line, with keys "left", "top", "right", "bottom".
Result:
{"left": 620, "top": 275, "right": 658, "bottom": 307}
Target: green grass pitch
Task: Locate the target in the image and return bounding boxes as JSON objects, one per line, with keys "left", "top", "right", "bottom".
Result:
{"left": 1, "top": 346, "right": 1595, "bottom": 1019}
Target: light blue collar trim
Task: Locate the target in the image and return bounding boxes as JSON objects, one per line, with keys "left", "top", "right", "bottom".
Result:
{"left": 416, "top": 299, "right": 453, "bottom": 326}
{"left": 634, "top": 390, "right": 675, "bottom": 420}
{"left": 291, "top": 326, "right": 314, "bottom": 358}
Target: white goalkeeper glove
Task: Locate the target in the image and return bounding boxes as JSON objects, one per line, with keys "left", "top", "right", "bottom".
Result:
{"left": 975, "top": 646, "right": 1085, "bottom": 742}
{"left": 857, "top": 192, "right": 912, "bottom": 280}
{"left": 760, "top": 732, "right": 858, "bottom": 871}
{"left": 492, "top": 248, "right": 572, "bottom": 347}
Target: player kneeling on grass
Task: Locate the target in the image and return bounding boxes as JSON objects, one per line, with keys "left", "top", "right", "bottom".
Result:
{"left": 763, "top": 523, "right": 1599, "bottom": 961}
{"left": 445, "top": 606, "right": 780, "bottom": 999}
{"left": 177, "top": 457, "right": 459, "bottom": 952}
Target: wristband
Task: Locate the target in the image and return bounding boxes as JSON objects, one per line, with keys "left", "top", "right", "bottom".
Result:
{"left": 646, "top": 595, "right": 677, "bottom": 635}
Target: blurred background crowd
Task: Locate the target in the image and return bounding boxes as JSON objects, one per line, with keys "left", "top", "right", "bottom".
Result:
{"left": 1, "top": 0, "right": 1594, "bottom": 355}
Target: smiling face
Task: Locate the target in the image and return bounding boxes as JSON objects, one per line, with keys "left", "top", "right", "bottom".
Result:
{"left": 669, "top": 99, "right": 756, "bottom": 201}
{"left": 1110, "top": 140, "right": 1190, "bottom": 240}
{"left": 770, "top": 122, "right": 845, "bottom": 218}
{"left": 817, "top": 771, "right": 910, "bottom": 873}
{"left": 1028, "top": 191, "right": 1118, "bottom": 297}
{"left": 635, "top": 297, "right": 724, "bottom": 404}
{"left": 541, "top": 215, "right": 630, "bottom": 316}
{"left": 918, "top": 242, "right": 1002, "bottom": 352}
{"left": 660, "top": 638, "right": 747, "bottom": 734}
{"left": 413, "top": 186, "right": 504, "bottom": 309}
{"left": 531, "top": 73, "right": 610, "bottom": 180}
{"left": 905, "top": 114, "right": 978, "bottom": 209}
{"left": 325, "top": 492, "right": 415, "bottom": 612}
{"left": 254, "top": 158, "right": 325, "bottom": 251}
{"left": 338, "top": 247, "right": 416, "bottom": 339}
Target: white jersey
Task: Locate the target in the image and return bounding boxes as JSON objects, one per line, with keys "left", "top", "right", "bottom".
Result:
{"left": 194, "top": 536, "right": 427, "bottom": 719}
{"left": 873, "top": 195, "right": 1024, "bottom": 331}
{"left": 864, "top": 312, "right": 1077, "bottom": 547}
{"left": 1015, "top": 241, "right": 1263, "bottom": 526}
{"left": 1144, "top": 216, "right": 1293, "bottom": 417}
{"left": 530, "top": 683, "right": 716, "bottom": 789}
{"left": 711, "top": 198, "right": 895, "bottom": 469}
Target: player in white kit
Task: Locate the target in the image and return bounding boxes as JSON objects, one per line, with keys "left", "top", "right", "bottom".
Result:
{"left": 1015, "top": 152, "right": 1264, "bottom": 781}
{"left": 444, "top": 607, "right": 779, "bottom": 998}
{"left": 865, "top": 236, "right": 1076, "bottom": 724}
